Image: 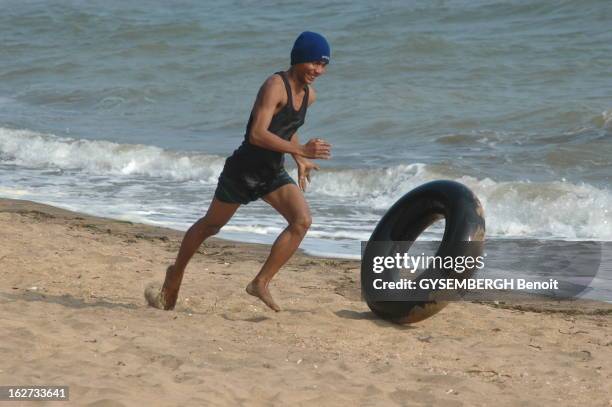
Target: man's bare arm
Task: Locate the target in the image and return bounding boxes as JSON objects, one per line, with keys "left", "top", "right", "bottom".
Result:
{"left": 291, "top": 132, "right": 320, "bottom": 191}
{"left": 249, "top": 76, "right": 330, "bottom": 159}
{"left": 292, "top": 85, "right": 320, "bottom": 163}
{"left": 290, "top": 133, "right": 307, "bottom": 164}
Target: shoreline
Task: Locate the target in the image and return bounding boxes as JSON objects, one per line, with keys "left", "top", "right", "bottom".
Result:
{"left": 1, "top": 198, "right": 611, "bottom": 406}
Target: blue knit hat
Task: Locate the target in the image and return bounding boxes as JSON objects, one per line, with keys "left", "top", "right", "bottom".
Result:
{"left": 290, "top": 31, "right": 331, "bottom": 66}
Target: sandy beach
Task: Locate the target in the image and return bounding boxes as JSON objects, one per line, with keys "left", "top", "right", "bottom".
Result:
{"left": 0, "top": 198, "right": 610, "bottom": 406}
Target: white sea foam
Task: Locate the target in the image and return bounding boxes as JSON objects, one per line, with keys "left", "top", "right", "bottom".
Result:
{"left": 0, "top": 187, "right": 31, "bottom": 197}
{"left": 1, "top": 127, "right": 610, "bottom": 242}
{"left": 0, "top": 127, "right": 225, "bottom": 182}
{"left": 222, "top": 225, "right": 283, "bottom": 235}
{"left": 306, "top": 165, "right": 612, "bottom": 241}
{"left": 309, "top": 163, "right": 429, "bottom": 205}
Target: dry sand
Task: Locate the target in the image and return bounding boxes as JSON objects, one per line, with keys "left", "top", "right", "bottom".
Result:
{"left": 0, "top": 198, "right": 611, "bottom": 406}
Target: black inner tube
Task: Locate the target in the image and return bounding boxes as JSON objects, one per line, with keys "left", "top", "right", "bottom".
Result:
{"left": 361, "top": 180, "right": 486, "bottom": 324}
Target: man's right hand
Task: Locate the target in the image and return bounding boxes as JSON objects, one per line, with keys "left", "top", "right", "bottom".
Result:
{"left": 301, "top": 138, "right": 331, "bottom": 159}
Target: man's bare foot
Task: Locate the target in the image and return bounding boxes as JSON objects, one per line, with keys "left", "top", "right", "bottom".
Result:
{"left": 144, "top": 266, "right": 178, "bottom": 310}
{"left": 144, "top": 282, "right": 168, "bottom": 310}
{"left": 246, "top": 280, "right": 281, "bottom": 312}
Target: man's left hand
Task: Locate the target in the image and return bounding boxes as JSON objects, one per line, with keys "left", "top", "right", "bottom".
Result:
{"left": 297, "top": 159, "right": 320, "bottom": 192}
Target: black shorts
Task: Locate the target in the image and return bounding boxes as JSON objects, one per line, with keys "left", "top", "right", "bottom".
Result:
{"left": 214, "top": 169, "right": 296, "bottom": 205}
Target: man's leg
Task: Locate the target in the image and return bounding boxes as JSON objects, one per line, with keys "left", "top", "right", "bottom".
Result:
{"left": 146, "top": 197, "right": 240, "bottom": 310}
{"left": 246, "top": 183, "right": 311, "bottom": 311}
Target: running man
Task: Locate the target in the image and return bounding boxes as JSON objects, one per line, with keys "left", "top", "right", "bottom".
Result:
{"left": 145, "top": 31, "right": 332, "bottom": 312}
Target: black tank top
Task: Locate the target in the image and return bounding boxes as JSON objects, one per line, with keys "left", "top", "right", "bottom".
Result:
{"left": 224, "top": 71, "right": 309, "bottom": 180}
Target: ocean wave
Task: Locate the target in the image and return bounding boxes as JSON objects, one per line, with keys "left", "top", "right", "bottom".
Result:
{"left": 593, "top": 109, "right": 612, "bottom": 130}
{"left": 0, "top": 127, "right": 224, "bottom": 182}
{"left": 1, "top": 127, "right": 610, "bottom": 241}
{"left": 307, "top": 165, "right": 612, "bottom": 241}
